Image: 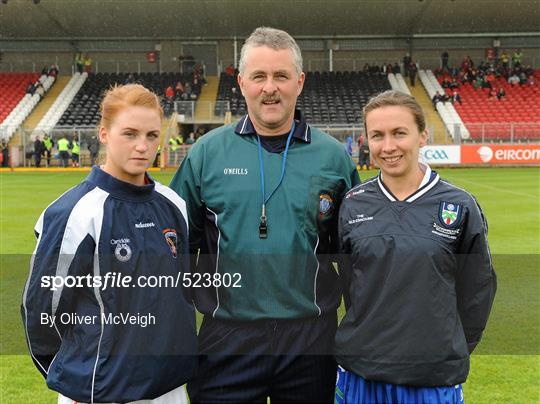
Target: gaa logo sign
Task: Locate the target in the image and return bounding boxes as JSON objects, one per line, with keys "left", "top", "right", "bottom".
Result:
{"left": 420, "top": 146, "right": 460, "bottom": 164}
{"left": 423, "top": 149, "right": 449, "bottom": 160}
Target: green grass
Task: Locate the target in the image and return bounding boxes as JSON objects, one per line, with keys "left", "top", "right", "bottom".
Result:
{"left": 1, "top": 168, "right": 539, "bottom": 402}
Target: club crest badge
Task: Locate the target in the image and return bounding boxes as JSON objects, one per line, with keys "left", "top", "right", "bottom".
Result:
{"left": 111, "top": 238, "right": 132, "bottom": 262}
{"left": 319, "top": 193, "right": 334, "bottom": 216}
{"left": 439, "top": 202, "right": 462, "bottom": 228}
{"left": 163, "top": 228, "right": 178, "bottom": 258}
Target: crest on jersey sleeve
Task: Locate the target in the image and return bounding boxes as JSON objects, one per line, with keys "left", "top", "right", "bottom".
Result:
{"left": 162, "top": 228, "right": 178, "bottom": 258}
{"left": 319, "top": 193, "right": 334, "bottom": 216}
{"left": 438, "top": 202, "right": 462, "bottom": 228}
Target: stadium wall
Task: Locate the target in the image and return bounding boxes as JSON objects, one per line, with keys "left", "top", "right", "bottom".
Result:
{"left": 2, "top": 37, "right": 539, "bottom": 73}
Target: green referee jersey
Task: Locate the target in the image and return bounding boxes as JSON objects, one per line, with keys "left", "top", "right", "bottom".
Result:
{"left": 170, "top": 114, "right": 359, "bottom": 320}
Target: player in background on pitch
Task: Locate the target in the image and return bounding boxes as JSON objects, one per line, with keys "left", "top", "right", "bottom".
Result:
{"left": 335, "top": 90, "right": 496, "bottom": 403}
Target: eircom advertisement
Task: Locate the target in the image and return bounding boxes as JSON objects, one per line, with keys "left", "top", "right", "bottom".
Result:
{"left": 420, "top": 144, "right": 540, "bottom": 166}
{"left": 461, "top": 144, "right": 540, "bottom": 165}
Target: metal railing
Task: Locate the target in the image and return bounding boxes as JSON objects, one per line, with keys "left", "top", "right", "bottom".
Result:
{"left": 461, "top": 122, "right": 540, "bottom": 143}
{"left": 20, "top": 127, "right": 101, "bottom": 167}
{"left": 174, "top": 100, "right": 230, "bottom": 123}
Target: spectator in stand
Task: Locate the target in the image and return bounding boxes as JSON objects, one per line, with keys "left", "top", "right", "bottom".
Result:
{"left": 432, "top": 91, "right": 443, "bottom": 109}
{"left": 496, "top": 87, "right": 506, "bottom": 101}
{"left": 124, "top": 73, "right": 135, "bottom": 84}
{"left": 231, "top": 86, "right": 239, "bottom": 102}
{"left": 34, "top": 82, "right": 45, "bottom": 98}
{"left": 441, "top": 50, "right": 449, "bottom": 71}
{"left": 402, "top": 53, "right": 411, "bottom": 77}
{"left": 488, "top": 88, "right": 498, "bottom": 99}
{"left": 477, "top": 61, "right": 489, "bottom": 73}
{"left": 42, "top": 134, "right": 53, "bottom": 167}
{"left": 363, "top": 63, "right": 370, "bottom": 75}
{"left": 175, "top": 80, "right": 184, "bottom": 96}
{"left": 408, "top": 61, "right": 418, "bottom": 87}
{"left": 483, "top": 73, "right": 494, "bottom": 89}
{"left": 500, "top": 50, "right": 510, "bottom": 69}
{"left": 165, "top": 85, "right": 174, "bottom": 100}
{"left": 452, "top": 90, "right": 462, "bottom": 105}
{"left": 512, "top": 49, "right": 523, "bottom": 67}
{"left": 33, "top": 135, "right": 44, "bottom": 168}
{"left": 442, "top": 92, "right": 452, "bottom": 104}
{"left": 84, "top": 54, "right": 92, "bottom": 73}
{"left": 526, "top": 75, "right": 536, "bottom": 86}
{"left": 75, "top": 52, "right": 84, "bottom": 73}
{"left": 1, "top": 140, "right": 9, "bottom": 167}
{"left": 183, "top": 82, "right": 192, "bottom": 100}
{"left": 508, "top": 73, "right": 520, "bottom": 86}
{"left": 225, "top": 63, "right": 236, "bottom": 77}
{"left": 26, "top": 81, "right": 35, "bottom": 95}
{"left": 449, "top": 78, "right": 460, "bottom": 89}
{"left": 523, "top": 64, "right": 534, "bottom": 77}
{"left": 441, "top": 77, "right": 451, "bottom": 88}
{"left": 460, "top": 57, "right": 470, "bottom": 72}
{"left": 48, "top": 64, "right": 59, "bottom": 78}
{"left": 393, "top": 62, "right": 401, "bottom": 74}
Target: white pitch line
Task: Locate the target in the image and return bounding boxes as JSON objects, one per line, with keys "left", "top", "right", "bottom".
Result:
{"left": 452, "top": 177, "right": 539, "bottom": 200}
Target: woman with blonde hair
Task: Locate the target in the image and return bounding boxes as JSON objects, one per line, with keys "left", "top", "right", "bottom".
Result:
{"left": 23, "top": 84, "right": 197, "bottom": 404}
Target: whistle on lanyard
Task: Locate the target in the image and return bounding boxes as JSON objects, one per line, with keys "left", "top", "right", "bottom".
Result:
{"left": 259, "top": 204, "right": 268, "bottom": 239}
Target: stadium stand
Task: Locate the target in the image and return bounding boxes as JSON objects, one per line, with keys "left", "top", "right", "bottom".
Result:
{"left": 33, "top": 72, "right": 88, "bottom": 135}
{"left": 0, "top": 73, "right": 39, "bottom": 123}
{"left": 56, "top": 72, "right": 201, "bottom": 128}
{"left": 216, "top": 71, "right": 391, "bottom": 124}
{"left": 388, "top": 73, "right": 412, "bottom": 95}
{"left": 0, "top": 73, "right": 55, "bottom": 140}
{"left": 419, "top": 69, "right": 470, "bottom": 140}
{"left": 446, "top": 70, "right": 540, "bottom": 141}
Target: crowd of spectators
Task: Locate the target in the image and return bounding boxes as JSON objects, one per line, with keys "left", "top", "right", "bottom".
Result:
{"left": 25, "top": 63, "right": 58, "bottom": 100}
{"left": 435, "top": 49, "right": 535, "bottom": 89}
{"left": 164, "top": 64, "right": 206, "bottom": 102}
{"left": 433, "top": 49, "right": 536, "bottom": 104}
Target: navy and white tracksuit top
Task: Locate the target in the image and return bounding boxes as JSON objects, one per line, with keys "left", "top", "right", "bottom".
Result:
{"left": 22, "top": 167, "right": 197, "bottom": 403}
{"left": 336, "top": 167, "right": 497, "bottom": 387}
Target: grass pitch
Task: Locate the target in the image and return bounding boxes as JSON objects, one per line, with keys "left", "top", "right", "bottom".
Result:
{"left": 1, "top": 167, "right": 539, "bottom": 402}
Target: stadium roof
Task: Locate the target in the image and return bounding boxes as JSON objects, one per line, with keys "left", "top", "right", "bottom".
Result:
{"left": 1, "top": 0, "right": 539, "bottom": 40}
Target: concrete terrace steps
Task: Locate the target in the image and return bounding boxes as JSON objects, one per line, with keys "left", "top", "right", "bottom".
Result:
{"left": 194, "top": 76, "right": 219, "bottom": 122}
{"left": 407, "top": 83, "right": 451, "bottom": 145}
{"left": 22, "top": 76, "right": 72, "bottom": 132}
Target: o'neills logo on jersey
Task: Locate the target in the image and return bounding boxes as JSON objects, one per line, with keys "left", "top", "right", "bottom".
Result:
{"left": 223, "top": 168, "right": 248, "bottom": 175}
{"left": 135, "top": 222, "right": 155, "bottom": 229}
{"left": 111, "top": 238, "right": 132, "bottom": 262}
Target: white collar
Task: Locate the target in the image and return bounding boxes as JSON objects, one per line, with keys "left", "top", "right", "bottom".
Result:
{"left": 378, "top": 162, "right": 439, "bottom": 202}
